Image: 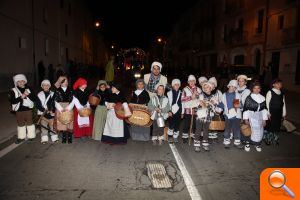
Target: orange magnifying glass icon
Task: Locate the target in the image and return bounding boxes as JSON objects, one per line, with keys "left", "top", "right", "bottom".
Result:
{"left": 268, "top": 170, "right": 296, "bottom": 198}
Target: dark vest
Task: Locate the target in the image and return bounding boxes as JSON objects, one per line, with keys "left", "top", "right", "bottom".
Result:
{"left": 269, "top": 90, "right": 284, "bottom": 111}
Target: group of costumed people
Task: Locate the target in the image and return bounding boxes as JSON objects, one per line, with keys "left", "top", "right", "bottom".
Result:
{"left": 10, "top": 61, "right": 286, "bottom": 152}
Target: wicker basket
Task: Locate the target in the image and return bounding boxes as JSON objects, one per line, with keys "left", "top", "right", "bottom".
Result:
{"left": 209, "top": 115, "right": 225, "bottom": 131}
{"left": 89, "top": 95, "right": 101, "bottom": 106}
{"left": 78, "top": 107, "right": 92, "bottom": 117}
{"left": 241, "top": 124, "right": 251, "bottom": 137}
{"left": 58, "top": 111, "right": 73, "bottom": 125}
{"left": 126, "top": 109, "right": 152, "bottom": 127}
{"left": 115, "top": 102, "right": 133, "bottom": 120}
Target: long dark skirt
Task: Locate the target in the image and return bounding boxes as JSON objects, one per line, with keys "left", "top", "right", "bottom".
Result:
{"left": 130, "top": 125, "right": 150, "bottom": 141}
{"left": 266, "top": 108, "right": 282, "bottom": 132}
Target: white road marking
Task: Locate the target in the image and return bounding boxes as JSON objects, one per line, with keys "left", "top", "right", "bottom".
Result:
{"left": 169, "top": 143, "right": 202, "bottom": 200}
{"left": 0, "top": 142, "right": 22, "bottom": 158}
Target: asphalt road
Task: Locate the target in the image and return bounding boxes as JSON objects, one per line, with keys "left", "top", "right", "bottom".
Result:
{"left": 0, "top": 131, "right": 300, "bottom": 200}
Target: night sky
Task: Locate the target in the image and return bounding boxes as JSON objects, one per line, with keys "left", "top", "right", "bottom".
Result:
{"left": 88, "top": 0, "right": 199, "bottom": 49}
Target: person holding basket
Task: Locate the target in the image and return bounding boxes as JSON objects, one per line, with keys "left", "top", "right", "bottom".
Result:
{"left": 53, "top": 76, "right": 74, "bottom": 144}
{"left": 218, "top": 80, "right": 243, "bottom": 149}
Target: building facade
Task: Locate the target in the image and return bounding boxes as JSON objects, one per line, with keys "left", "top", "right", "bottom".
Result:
{"left": 166, "top": 0, "right": 300, "bottom": 91}
{"left": 0, "top": 0, "right": 107, "bottom": 92}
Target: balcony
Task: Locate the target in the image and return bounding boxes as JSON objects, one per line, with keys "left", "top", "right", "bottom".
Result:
{"left": 281, "top": 27, "right": 300, "bottom": 45}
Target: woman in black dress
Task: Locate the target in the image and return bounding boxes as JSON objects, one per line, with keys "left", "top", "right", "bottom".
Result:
{"left": 265, "top": 79, "right": 286, "bottom": 145}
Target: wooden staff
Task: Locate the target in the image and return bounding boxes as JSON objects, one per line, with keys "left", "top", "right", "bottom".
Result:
{"left": 188, "top": 108, "right": 194, "bottom": 146}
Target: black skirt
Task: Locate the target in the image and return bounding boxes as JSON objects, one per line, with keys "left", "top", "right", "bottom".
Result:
{"left": 266, "top": 108, "right": 282, "bottom": 132}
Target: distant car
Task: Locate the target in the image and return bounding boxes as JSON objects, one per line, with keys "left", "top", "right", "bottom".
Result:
{"left": 229, "top": 65, "right": 259, "bottom": 82}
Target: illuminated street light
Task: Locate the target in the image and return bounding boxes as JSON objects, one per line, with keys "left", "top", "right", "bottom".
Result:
{"left": 157, "top": 37, "right": 162, "bottom": 43}
{"left": 111, "top": 45, "right": 115, "bottom": 49}
{"left": 95, "top": 21, "right": 101, "bottom": 28}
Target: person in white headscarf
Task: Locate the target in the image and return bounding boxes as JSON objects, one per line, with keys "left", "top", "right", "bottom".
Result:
{"left": 198, "top": 76, "right": 208, "bottom": 87}
{"left": 167, "top": 79, "right": 183, "bottom": 143}
{"left": 236, "top": 75, "right": 251, "bottom": 106}
{"left": 148, "top": 84, "right": 171, "bottom": 145}
{"left": 243, "top": 81, "right": 268, "bottom": 152}
{"left": 144, "top": 61, "right": 167, "bottom": 97}
{"left": 207, "top": 77, "right": 223, "bottom": 139}
{"left": 194, "top": 81, "right": 218, "bottom": 152}
{"left": 10, "top": 74, "right": 37, "bottom": 144}
{"left": 218, "top": 80, "right": 243, "bottom": 149}
{"left": 36, "top": 79, "right": 58, "bottom": 144}
{"left": 236, "top": 74, "right": 251, "bottom": 144}
{"left": 181, "top": 75, "right": 201, "bottom": 144}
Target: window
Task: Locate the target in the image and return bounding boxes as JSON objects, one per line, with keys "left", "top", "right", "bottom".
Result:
{"left": 65, "top": 24, "right": 68, "bottom": 36}
{"left": 43, "top": 8, "right": 47, "bottom": 23}
{"left": 44, "top": 38, "right": 49, "bottom": 56}
{"left": 257, "top": 9, "right": 264, "bottom": 33}
{"left": 18, "top": 37, "right": 26, "bottom": 49}
{"left": 278, "top": 15, "right": 284, "bottom": 30}
{"left": 68, "top": 3, "right": 71, "bottom": 16}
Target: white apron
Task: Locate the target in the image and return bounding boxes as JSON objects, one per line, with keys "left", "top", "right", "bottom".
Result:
{"left": 249, "top": 111, "right": 264, "bottom": 142}
{"left": 103, "top": 109, "right": 124, "bottom": 138}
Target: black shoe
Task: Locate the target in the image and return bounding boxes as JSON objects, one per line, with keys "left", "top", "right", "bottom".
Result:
{"left": 28, "top": 138, "right": 35, "bottom": 142}
{"left": 182, "top": 138, "right": 188, "bottom": 144}
{"left": 15, "top": 138, "right": 24, "bottom": 144}
{"left": 67, "top": 133, "right": 73, "bottom": 143}
{"left": 62, "top": 132, "right": 67, "bottom": 143}
{"left": 168, "top": 136, "right": 174, "bottom": 143}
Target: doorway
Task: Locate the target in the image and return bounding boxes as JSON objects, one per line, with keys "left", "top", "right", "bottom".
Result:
{"left": 255, "top": 49, "right": 261, "bottom": 73}
{"left": 271, "top": 52, "right": 280, "bottom": 79}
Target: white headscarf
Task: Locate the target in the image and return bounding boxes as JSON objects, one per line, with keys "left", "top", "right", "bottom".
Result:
{"left": 188, "top": 75, "right": 196, "bottom": 82}
{"left": 198, "top": 76, "right": 208, "bottom": 84}
{"left": 171, "top": 79, "right": 181, "bottom": 87}
{"left": 155, "top": 84, "right": 165, "bottom": 91}
{"left": 41, "top": 79, "right": 51, "bottom": 87}
{"left": 208, "top": 77, "right": 217, "bottom": 87}
{"left": 151, "top": 61, "right": 163, "bottom": 71}
{"left": 237, "top": 74, "right": 248, "bottom": 81}
{"left": 13, "top": 74, "right": 27, "bottom": 86}
{"left": 227, "top": 80, "right": 238, "bottom": 88}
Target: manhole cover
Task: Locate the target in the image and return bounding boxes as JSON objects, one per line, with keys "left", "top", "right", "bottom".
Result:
{"left": 147, "top": 163, "right": 172, "bottom": 189}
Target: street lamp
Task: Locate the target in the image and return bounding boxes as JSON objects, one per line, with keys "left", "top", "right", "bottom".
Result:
{"left": 111, "top": 45, "right": 115, "bottom": 49}
{"left": 157, "top": 37, "right": 162, "bottom": 43}
{"left": 95, "top": 21, "right": 101, "bottom": 28}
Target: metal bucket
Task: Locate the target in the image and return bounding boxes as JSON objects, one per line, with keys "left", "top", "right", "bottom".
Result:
{"left": 156, "top": 113, "right": 165, "bottom": 128}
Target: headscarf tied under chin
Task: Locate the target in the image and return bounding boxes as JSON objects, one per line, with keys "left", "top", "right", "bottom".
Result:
{"left": 73, "top": 78, "right": 87, "bottom": 90}
{"left": 13, "top": 74, "right": 27, "bottom": 86}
